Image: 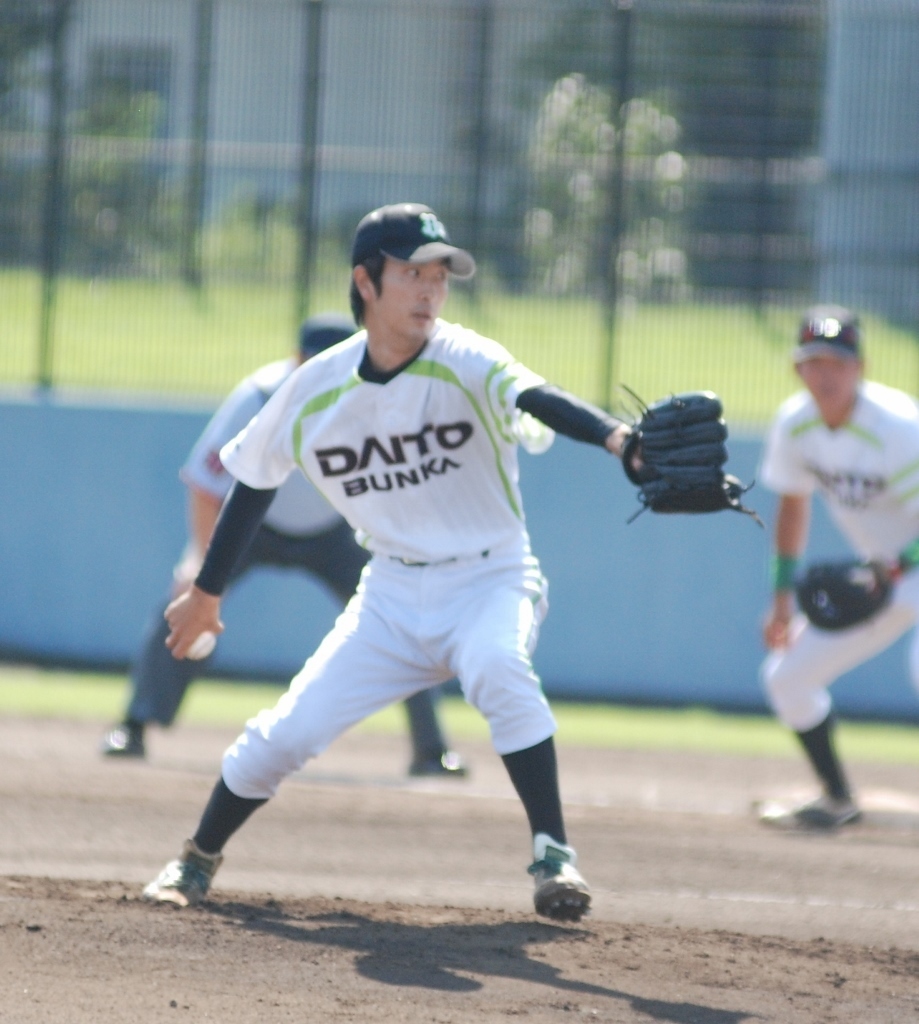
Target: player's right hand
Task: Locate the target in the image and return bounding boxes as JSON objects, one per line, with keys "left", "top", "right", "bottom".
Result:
{"left": 164, "top": 585, "right": 224, "bottom": 660}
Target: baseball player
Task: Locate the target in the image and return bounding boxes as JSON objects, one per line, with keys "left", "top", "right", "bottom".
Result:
{"left": 142, "top": 202, "right": 636, "bottom": 922}
{"left": 759, "top": 305, "right": 919, "bottom": 829}
{"left": 101, "top": 312, "right": 466, "bottom": 778}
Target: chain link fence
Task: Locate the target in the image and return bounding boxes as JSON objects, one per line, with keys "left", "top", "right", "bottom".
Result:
{"left": 2, "top": 0, "right": 918, "bottom": 423}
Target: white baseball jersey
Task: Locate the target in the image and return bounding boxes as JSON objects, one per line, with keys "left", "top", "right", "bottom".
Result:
{"left": 181, "top": 358, "right": 341, "bottom": 537}
{"left": 220, "top": 320, "right": 554, "bottom": 564}
{"left": 760, "top": 381, "right": 919, "bottom": 561}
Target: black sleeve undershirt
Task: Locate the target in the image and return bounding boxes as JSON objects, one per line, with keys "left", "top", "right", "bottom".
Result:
{"left": 516, "top": 384, "right": 623, "bottom": 448}
{"left": 194, "top": 481, "right": 278, "bottom": 596}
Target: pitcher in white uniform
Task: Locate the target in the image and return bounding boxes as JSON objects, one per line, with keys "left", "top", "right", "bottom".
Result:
{"left": 141, "top": 202, "right": 635, "bottom": 921}
{"left": 759, "top": 305, "right": 919, "bottom": 830}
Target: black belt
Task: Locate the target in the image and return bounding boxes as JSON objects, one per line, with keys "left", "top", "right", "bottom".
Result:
{"left": 391, "top": 549, "right": 490, "bottom": 568}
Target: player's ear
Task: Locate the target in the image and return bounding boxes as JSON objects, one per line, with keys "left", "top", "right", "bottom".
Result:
{"left": 353, "top": 264, "right": 376, "bottom": 304}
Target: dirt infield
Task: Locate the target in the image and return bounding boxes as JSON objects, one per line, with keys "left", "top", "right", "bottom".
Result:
{"left": 2, "top": 715, "right": 918, "bottom": 1023}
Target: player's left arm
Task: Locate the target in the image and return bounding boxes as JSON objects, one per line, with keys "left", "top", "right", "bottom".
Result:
{"left": 516, "top": 384, "right": 632, "bottom": 459}
{"left": 763, "top": 492, "right": 810, "bottom": 650}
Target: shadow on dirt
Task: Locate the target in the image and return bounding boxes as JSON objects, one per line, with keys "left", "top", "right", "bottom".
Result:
{"left": 208, "top": 899, "right": 762, "bottom": 1024}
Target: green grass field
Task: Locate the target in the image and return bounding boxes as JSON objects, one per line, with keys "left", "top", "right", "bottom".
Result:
{"left": 2, "top": 663, "right": 916, "bottom": 765}
{"left": 3, "top": 269, "right": 918, "bottom": 425}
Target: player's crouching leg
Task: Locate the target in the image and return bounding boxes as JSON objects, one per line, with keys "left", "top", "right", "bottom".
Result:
{"left": 462, "top": 666, "right": 590, "bottom": 919}
{"left": 456, "top": 637, "right": 590, "bottom": 916}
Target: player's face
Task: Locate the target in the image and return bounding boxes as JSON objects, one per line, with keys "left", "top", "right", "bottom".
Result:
{"left": 366, "top": 257, "right": 450, "bottom": 350}
{"left": 795, "top": 353, "right": 863, "bottom": 428}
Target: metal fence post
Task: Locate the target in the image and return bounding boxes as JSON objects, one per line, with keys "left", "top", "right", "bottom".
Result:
{"left": 295, "top": 0, "right": 324, "bottom": 327}
{"left": 752, "top": 11, "right": 778, "bottom": 313}
{"left": 598, "top": 0, "right": 633, "bottom": 410}
{"left": 37, "top": 0, "right": 72, "bottom": 391}
{"left": 466, "top": 0, "right": 494, "bottom": 299}
{"left": 181, "top": 0, "right": 214, "bottom": 290}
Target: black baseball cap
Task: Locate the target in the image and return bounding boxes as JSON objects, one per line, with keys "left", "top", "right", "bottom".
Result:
{"left": 794, "top": 305, "right": 862, "bottom": 363}
{"left": 298, "top": 312, "right": 356, "bottom": 358}
{"left": 351, "top": 202, "right": 476, "bottom": 279}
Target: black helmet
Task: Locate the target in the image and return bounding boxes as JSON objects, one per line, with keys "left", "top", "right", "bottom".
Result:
{"left": 298, "top": 312, "right": 356, "bottom": 358}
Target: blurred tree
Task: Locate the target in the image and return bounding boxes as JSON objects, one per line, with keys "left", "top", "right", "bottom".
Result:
{"left": 0, "top": 0, "right": 48, "bottom": 101}
{"left": 659, "top": 1, "right": 825, "bottom": 298}
{"left": 67, "top": 45, "right": 173, "bottom": 275}
{"left": 526, "top": 75, "right": 687, "bottom": 302}
{"left": 505, "top": 0, "right": 824, "bottom": 302}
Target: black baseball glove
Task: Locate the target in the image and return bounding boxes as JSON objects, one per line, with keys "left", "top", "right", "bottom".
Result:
{"left": 621, "top": 391, "right": 760, "bottom": 523}
{"left": 796, "top": 559, "right": 895, "bottom": 631}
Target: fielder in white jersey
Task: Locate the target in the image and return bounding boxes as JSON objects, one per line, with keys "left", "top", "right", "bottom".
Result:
{"left": 142, "top": 202, "right": 634, "bottom": 921}
{"left": 758, "top": 304, "right": 919, "bottom": 830}
{"left": 100, "top": 313, "right": 464, "bottom": 777}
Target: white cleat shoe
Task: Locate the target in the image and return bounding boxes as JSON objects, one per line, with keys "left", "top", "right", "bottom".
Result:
{"left": 142, "top": 839, "right": 223, "bottom": 907}
{"left": 528, "top": 832, "right": 591, "bottom": 922}
{"left": 759, "top": 794, "right": 862, "bottom": 832}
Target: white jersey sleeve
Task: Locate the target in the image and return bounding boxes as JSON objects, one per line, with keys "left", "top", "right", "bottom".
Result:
{"left": 218, "top": 364, "right": 306, "bottom": 491}
{"left": 192, "top": 358, "right": 341, "bottom": 537}
{"left": 469, "top": 331, "right": 554, "bottom": 455}
{"left": 181, "top": 359, "right": 293, "bottom": 500}
{"left": 878, "top": 386, "right": 919, "bottom": 519}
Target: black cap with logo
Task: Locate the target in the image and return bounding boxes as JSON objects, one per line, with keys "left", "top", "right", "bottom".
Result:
{"left": 351, "top": 202, "right": 476, "bottom": 279}
{"left": 794, "top": 305, "right": 862, "bottom": 363}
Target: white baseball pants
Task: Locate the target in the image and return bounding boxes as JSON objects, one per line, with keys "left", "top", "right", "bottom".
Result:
{"left": 761, "top": 569, "right": 919, "bottom": 732}
{"left": 222, "top": 544, "right": 554, "bottom": 799}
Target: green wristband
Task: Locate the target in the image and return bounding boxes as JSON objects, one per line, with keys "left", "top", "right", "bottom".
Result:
{"left": 770, "top": 554, "right": 799, "bottom": 592}
{"left": 899, "top": 538, "right": 919, "bottom": 571}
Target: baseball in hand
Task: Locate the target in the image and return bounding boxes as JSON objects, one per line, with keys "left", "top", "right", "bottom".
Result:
{"left": 186, "top": 630, "right": 217, "bottom": 661}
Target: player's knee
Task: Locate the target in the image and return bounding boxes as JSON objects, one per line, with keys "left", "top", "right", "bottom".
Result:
{"left": 762, "top": 659, "right": 796, "bottom": 716}
{"left": 459, "top": 646, "right": 532, "bottom": 699}
{"left": 226, "top": 713, "right": 323, "bottom": 795}
{"left": 762, "top": 660, "right": 831, "bottom": 731}
{"left": 761, "top": 646, "right": 801, "bottom": 701}
{"left": 761, "top": 655, "right": 782, "bottom": 702}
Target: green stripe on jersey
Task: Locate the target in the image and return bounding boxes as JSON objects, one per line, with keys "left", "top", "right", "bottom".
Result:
{"left": 890, "top": 456, "right": 919, "bottom": 487}
{"left": 291, "top": 370, "right": 363, "bottom": 472}
{"left": 484, "top": 361, "right": 515, "bottom": 444}
{"left": 789, "top": 417, "right": 882, "bottom": 448}
{"left": 842, "top": 423, "right": 882, "bottom": 448}
{"left": 789, "top": 418, "right": 822, "bottom": 437}
{"left": 487, "top": 360, "right": 538, "bottom": 446}
{"left": 405, "top": 359, "right": 522, "bottom": 518}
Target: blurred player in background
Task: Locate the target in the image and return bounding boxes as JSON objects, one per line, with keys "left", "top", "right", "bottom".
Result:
{"left": 101, "top": 312, "right": 466, "bottom": 778}
{"left": 758, "top": 305, "right": 919, "bottom": 829}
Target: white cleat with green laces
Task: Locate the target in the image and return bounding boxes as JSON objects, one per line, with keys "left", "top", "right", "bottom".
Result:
{"left": 143, "top": 839, "right": 224, "bottom": 907}
{"left": 528, "top": 832, "right": 591, "bottom": 922}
